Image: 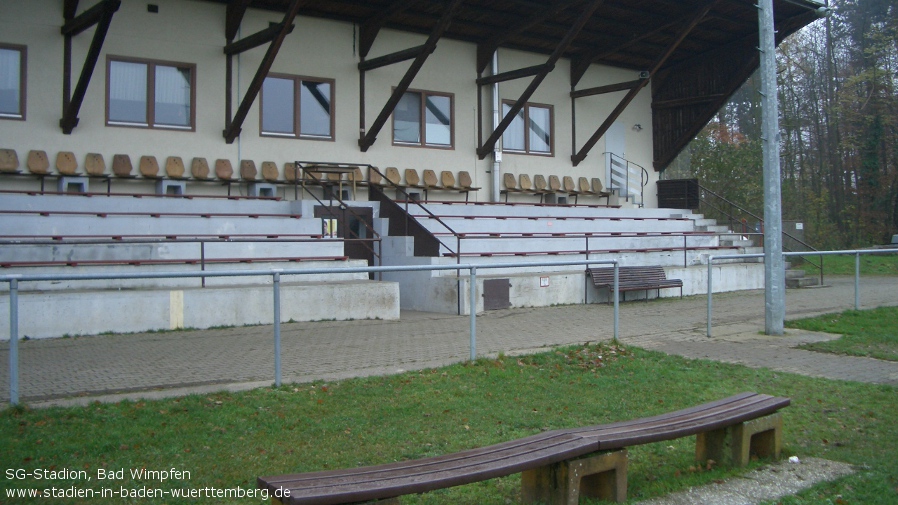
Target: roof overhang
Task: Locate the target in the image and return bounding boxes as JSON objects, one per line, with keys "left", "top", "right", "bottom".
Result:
{"left": 200, "top": 0, "right": 825, "bottom": 169}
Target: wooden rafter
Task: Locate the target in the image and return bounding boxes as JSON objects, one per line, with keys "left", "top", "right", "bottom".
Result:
{"left": 570, "top": 0, "right": 718, "bottom": 166}
{"left": 357, "top": 0, "right": 463, "bottom": 152}
{"left": 60, "top": 0, "right": 120, "bottom": 135}
{"left": 475, "top": 0, "right": 577, "bottom": 74}
{"left": 225, "top": 0, "right": 252, "bottom": 41}
{"left": 358, "top": 0, "right": 414, "bottom": 59}
{"left": 223, "top": 0, "right": 305, "bottom": 144}
{"left": 476, "top": 0, "right": 605, "bottom": 160}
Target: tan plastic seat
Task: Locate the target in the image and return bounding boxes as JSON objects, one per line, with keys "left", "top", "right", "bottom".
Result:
{"left": 404, "top": 168, "right": 424, "bottom": 189}
{"left": 284, "top": 162, "right": 299, "bottom": 182}
{"left": 85, "top": 153, "right": 106, "bottom": 176}
{"left": 384, "top": 167, "right": 402, "bottom": 186}
{"left": 112, "top": 154, "right": 134, "bottom": 178}
{"left": 215, "top": 159, "right": 235, "bottom": 181}
{"left": 191, "top": 158, "right": 211, "bottom": 180}
{"left": 240, "top": 160, "right": 257, "bottom": 181}
{"left": 27, "top": 150, "right": 50, "bottom": 175}
{"left": 165, "top": 156, "right": 186, "bottom": 179}
{"left": 139, "top": 156, "right": 161, "bottom": 178}
{"left": 0, "top": 148, "right": 19, "bottom": 173}
{"left": 562, "top": 176, "right": 581, "bottom": 203}
{"left": 422, "top": 169, "right": 439, "bottom": 189}
{"left": 56, "top": 151, "right": 79, "bottom": 176}
{"left": 260, "top": 161, "right": 280, "bottom": 182}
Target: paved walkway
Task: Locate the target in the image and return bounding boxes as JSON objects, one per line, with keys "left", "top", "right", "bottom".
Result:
{"left": 2, "top": 276, "right": 897, "bottom": 406}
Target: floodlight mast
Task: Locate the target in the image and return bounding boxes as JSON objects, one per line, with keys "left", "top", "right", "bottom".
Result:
{"left": 758, "top": 0, "right": 786, "bottom": 335}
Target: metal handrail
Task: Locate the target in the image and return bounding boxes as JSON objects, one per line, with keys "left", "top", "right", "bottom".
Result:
{"left": 3, "top": 258, "right": 622, "bottom": 405}
{"left": 706, "top": 248, "right": 898, "bottom": 337}
{"left": 367, "top": 166, "right": 460, "bottom": 259}
{"left": 698, "top": 183, "right": 823, "bottom": 284}
{"left": 292, "top": 161, "right": 383, "bottom": 268}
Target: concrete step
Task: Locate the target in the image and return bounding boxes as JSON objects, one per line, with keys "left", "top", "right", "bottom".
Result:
{"left": 785, "top": 269, "right": 807, "bottom": 279}
{"left": 720, "top": 238, "right": 754, "bottom": 247}
{"left": 697, "top": 225, "right": 730, "bottom": 233}
{"left": 787, "top": 276, "right": 820, "bottom": 288}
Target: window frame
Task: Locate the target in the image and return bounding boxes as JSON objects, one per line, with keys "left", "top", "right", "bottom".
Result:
{"left": 105, "top": 55, "right": 196, "bottom": 131}
{"left": 391, "top": 88, "right": 455, "bottom": 150}
{"left": 501, "top": 100, "right": 555, "bottom": 156}
{"left": 0, "top": 43, "right": 27, "bottom": 121}
{"left": 259, "top": 73, "right": 335, "bottom": 141}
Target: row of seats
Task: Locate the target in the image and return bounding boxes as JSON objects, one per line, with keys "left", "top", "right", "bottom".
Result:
{"left": 371, "top": 167, "right": 480, "bottom": 201}
{"left": 502, "top": 173, "right": 611, "bottom": 205}
{"left": 0, "top": 149, "right": 292, "bottom": 183}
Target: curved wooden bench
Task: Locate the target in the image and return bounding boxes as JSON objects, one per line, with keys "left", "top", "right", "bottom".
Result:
{"left": 258, "top": 392, "right": 788, "bottom": 504}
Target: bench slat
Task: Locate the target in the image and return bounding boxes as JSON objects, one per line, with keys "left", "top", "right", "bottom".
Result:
{"left": 571, "top": 394, "right": 789, "bottom": 450}
{"left": 260, "top": 432, "right": 596, "bottom": 505}
{"left": 258, "top": 393, "right": 788, "bottom": 505}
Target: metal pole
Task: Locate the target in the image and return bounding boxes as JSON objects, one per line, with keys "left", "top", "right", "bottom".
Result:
{"left": 759, "top": 0, "right": 786, "bottom": 335}
{"left": 9, "top": 279, "right": 19, "bottom": 406}
{"left": 469, "top": 267, "right": 477, "bottom": 360}
{"left": 707, "top": 257, "right": 714, "bottom": 337}
{"left": 273, "top": 272, "right": 282, "bottom": 387}
{"left": 613, "top": 263, "right": 619, "bottom": 341}
{"left": 854, "top": 252, "right": 860, "bottom": 310}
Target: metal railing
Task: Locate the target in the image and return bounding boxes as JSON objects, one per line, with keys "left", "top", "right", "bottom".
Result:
{"left": 706, "top": 248, "right": 898, "bottom": 337}
{"left": 3, "top": 258, "right": 621, "bottom": 406}
{"left": 698, "top": 184, "right": 823, "bottom": 283}
{"left": 293, "top": 161, "right": 384, "bottom": 268}
{"left": 605, "top": 152, "right": 648, "bottom": 207}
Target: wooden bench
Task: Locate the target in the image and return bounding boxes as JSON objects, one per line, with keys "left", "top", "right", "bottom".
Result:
{"left": 587, "top": 265, "right": 683, "bottom": 300}
{"left": 258, "top": 392, "right": 788, "bottom": 504}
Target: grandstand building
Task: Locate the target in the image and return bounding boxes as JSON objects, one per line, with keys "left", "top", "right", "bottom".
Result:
{"left": 0, "top": 0, "right": 824, "bottom": 337}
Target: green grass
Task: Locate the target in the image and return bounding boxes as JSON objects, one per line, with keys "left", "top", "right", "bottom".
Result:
{"left": 786, "top": 306, "right": 898, "bottom": 361}
{"left": 2, "top": 341, "right": 896, "bottom": 504}
{"left": 807, "top": 253, "right": 898, "bottom": 276}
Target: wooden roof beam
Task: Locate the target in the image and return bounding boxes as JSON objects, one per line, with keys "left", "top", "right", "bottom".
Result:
{"left": 475, "top": 0, "right": 577, "bottom": 74}
{"left": 60, "top": 0, "right": 120, "bottom": 134}
{"left": 571, "top": 0, "right": 718, "bottom": 166}
{"left": 358, "top": 0, "right": 463, "bottom": 152}
{"left": 358, "top": 0, "right": 415, "bottom": 59}
{"left": 570, "top": 12, "right": 694, "bottom": 87}
{"left": 224, "top": 21, "right": 295, "bottom": 55}
{"left": 225, "top": 0, "right": 252, "bottom": 41}
{"left": 477, "top": 0, "right": 606, "bottom": 160}
{"left": 223, "top": 0, "right": 305, "bottom": 144}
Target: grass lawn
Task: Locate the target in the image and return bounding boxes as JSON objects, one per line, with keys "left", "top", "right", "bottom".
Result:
{"left": 3, "top": 340, "right": 896, "bottom": 505}
{"left": 787, "top": 306, "right": 898, "bottom": 362}
{"left": 806, "top": 252, "right": 898, "bottom": 276}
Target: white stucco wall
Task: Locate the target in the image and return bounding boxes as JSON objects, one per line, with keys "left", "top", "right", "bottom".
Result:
{"left": 0, "top": 0, "right": 659, "bottom": 204}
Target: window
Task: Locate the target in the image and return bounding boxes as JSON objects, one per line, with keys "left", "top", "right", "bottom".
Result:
{"left": 502, "top": 101, "right": 553, "bottom": 155}
{"left": 106, "top": 56, "right": 195, "bottom": 130}
{"left": 0, "top": 44, "right": 26, "bottom": 120}
{"left": 261, "top": 75, "right": 334, "bottom": 140}
{"left": 393, "top": 90, "right": 453, "bottom": 148}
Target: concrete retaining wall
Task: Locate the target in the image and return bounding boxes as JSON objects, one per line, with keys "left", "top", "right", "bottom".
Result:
{"left": 1, "top": 279, "right": 400, "bottom": 339}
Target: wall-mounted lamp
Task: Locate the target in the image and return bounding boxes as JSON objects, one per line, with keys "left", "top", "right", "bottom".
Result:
{"left": 633, "top": 124, "right": 643, "bottom": 132}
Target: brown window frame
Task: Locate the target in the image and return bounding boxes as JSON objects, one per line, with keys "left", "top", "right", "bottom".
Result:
{"left": 259, "top": 73, "right": 335, "bottom": 141}
{"left": 501, "top": 100, "right": 555, "bottom": 157}
{"left": 392, "top": 88, "right": 455, "bottom": 150}
{"left": 0, "top": 43, "right": 27, "bottom": 121}
{"left": 105, "top": 55, "right": 197, "bottom": 131}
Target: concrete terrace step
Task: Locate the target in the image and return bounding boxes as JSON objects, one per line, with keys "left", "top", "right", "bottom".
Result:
{"left": 417, "top": 201, "right": 688, "bottom": 220}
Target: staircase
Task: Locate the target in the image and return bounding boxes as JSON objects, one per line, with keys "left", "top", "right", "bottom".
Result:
{"left": 682, "top": 213, "right": 820, "bottom": 288}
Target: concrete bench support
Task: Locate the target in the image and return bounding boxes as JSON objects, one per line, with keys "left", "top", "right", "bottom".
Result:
{"left": 156, "top": 179, "right": 186, "bottom": 195}
{"left": 57, "top": 176, "right": 88, "bottom": 193}
{"left": 521, "top": 449, "right": 628, "bottom": 504}
{"left": 249, "top": 182, "right": 277, "bottom": 197}
{"left": 696, "top": 412, "right": 782, "bottom": 466}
